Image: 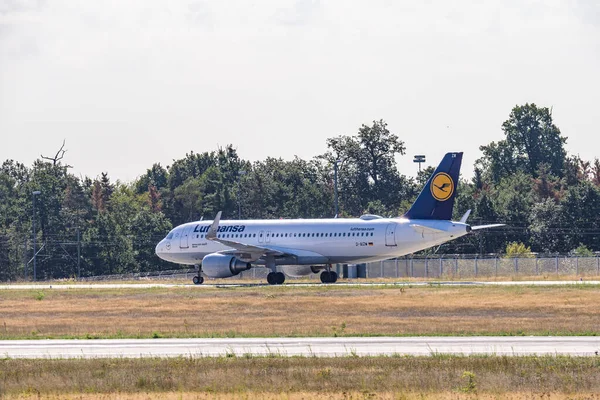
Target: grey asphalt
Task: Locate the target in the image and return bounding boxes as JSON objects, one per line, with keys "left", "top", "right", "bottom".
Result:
{"left": 1, "top": 281, "right": 600, "bottom": 290}
{"left": 1, "top": 337, "right": 599, "bottom": 358}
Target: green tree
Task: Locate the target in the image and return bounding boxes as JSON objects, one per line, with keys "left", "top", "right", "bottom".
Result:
{"left": 173, "top": 177, "right": 203, "bottom": 222}
{"left": 559, "top": 183, "right": 600, "bottom": 251}
{"left": 135, "top": 163, "right": 169, "bottom": 194}
{"left": 529, "top": 199, "right": 564, "bottom": 253}
{"left": 478, "top": 103, "right": 567, "bottom": 183}
{"left": 324, "top": 119, "right": 408, "bottom": 216}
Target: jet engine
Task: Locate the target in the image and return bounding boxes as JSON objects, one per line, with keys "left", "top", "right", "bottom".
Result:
{"left": 202, "top": 254, "right": 251, "bottom": 278}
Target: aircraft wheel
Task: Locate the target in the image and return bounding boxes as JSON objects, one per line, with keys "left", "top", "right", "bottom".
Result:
{"left": 192, "top": 275, "right": 204, "bottom": 285}
{"left": 330, "top": 271, "right": 338, "bottom": 283}
{"left": 320, "top": 271, "right": 331, "bottom": 284}
{"left": 267, "top": 272, "right": 277, "bottom": 285}
{"left": 276, "top": 272, "right": 285, "bottom": 285}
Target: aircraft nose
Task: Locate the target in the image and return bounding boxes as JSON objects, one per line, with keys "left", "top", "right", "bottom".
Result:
{"left": 155, "top": 240, "right": 165, "bottom": 259}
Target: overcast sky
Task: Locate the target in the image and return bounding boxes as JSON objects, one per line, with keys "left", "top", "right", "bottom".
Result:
{"left": 1, "top": 0, "right": 599, "bottom": 182}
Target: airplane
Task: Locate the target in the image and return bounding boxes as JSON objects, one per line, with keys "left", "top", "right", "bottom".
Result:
{"left": 155, "top": 152, "right": 504, "bottom": 284}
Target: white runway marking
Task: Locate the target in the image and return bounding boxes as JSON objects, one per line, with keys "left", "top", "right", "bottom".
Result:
{"left": 1, "top": 337, "right": 599, "bottom": 359}
{"left": 0, "top": 281, "right": 599, "bottom": 290}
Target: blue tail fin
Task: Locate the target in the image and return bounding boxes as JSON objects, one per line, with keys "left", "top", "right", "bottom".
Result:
{"left": 403, "top": 152, "right": 463, "bottom": 220}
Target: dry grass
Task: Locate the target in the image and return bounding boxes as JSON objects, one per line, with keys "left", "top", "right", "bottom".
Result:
{"left": 1, "top": 285, "right": 600, "bottom": 338}
{"left": 1, "top": 356, "right": 600, "bottom": 398}
{"left": 5, "top": 394, "right": 600, "bottom": 400}
{"left": 44, "top": 273, "right": 600, "bottom": 285}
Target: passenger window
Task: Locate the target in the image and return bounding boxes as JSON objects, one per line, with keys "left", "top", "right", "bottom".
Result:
{"left": 253, "top": 234, "right": 256, "bottom": 237}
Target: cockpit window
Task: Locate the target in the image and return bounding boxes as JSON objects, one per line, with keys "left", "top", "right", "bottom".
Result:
{"left": 166, "top": 230, "right": 175, "bottom": 240}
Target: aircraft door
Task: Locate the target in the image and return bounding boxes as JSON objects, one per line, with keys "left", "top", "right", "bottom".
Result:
{"left": 179, "top": 226, "right": 190, "bottom": 249}
{"left": 385, "top": 223, "right": 397, "bottom": 247}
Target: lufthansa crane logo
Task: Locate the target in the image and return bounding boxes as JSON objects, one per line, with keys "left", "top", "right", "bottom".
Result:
{"left": 431, "top": 173, "right": 454, "bottom": 201}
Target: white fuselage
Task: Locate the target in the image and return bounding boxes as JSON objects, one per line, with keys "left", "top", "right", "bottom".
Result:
{"left": 155, "top": 217, "right": 470, "bottom": 266}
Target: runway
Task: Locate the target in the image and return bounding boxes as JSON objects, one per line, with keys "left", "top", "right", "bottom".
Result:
{"left": 1, "top": 281, "right": 600, "bottom": 290}
{"left": 1, "top": 337, "right": 599, "bottom": 358}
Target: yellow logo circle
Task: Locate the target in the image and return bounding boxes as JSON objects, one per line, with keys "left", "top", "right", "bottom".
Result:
{"left": 430, "top": 173, "right": 454, "bottom": 201}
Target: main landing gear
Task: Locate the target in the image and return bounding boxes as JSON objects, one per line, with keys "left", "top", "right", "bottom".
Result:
{"left": 192, "top": 265, "right": 204, "bottom": 285}
{"left": 320, "top": 265, "right": 338, "bottom": 284}
{"left": 267, "top": 272, "right": 285, "bottom": 285}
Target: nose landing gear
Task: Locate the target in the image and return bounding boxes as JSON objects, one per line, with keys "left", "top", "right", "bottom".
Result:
{"left": 192, "top": 265, "right": 204, "bottom": 285}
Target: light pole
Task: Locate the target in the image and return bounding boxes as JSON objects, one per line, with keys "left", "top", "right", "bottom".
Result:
{"left": 413, "top": 155, "right": 426, "bottom": 172}
{"left": 237, "top": 170, "right": 246, "bottom": 220}
{"left": 32, "top": 190, "right": 41, "bottom": 281}
{"left": 334, "top": 160, "right": 340, "bottom": 217}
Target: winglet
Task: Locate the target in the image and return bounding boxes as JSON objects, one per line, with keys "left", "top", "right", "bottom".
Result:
{"left": 460, "top": 209, "right": 471, "bottom": 224}
{"left": 206, "top": 211, "right": 222, "bottom": 240}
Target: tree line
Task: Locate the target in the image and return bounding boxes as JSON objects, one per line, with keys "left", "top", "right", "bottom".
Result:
{"left": 1, "top": 103, "right": 599, "bottom": 281}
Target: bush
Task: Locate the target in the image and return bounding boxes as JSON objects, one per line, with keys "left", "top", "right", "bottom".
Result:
{"left": 570, "top": 244, "right": 594, "bottom": 257}
{"left": 505, "top": 242, "right": 534, "bottom": 258}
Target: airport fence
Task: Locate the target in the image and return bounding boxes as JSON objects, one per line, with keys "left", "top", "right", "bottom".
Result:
{"left": 238, "top": 255, "right": 600, "bottom": 280}
{"left": 356, "top": 255, "right": 600, "bottom": 279}
{"left": 57, "top": 255, "right": 600, "bottom": 282}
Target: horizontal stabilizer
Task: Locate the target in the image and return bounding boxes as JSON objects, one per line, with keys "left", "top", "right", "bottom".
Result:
{"left": 471, "top": 224, "right": 505, "bottom": 231}
{"left": 410, "top": 224, "right": 446, "bottom": 235}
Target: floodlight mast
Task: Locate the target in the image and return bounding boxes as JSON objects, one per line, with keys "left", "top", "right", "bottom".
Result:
{"left": 413, "top": 155, "right": 426, "bottom": 172}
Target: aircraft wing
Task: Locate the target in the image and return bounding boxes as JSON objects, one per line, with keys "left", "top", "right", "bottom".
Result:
{"left": 213, "top": 238, "right": 286, "bottom": 261}
{"left": 205, "top": 212, "right": 325, "bottom": 263}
